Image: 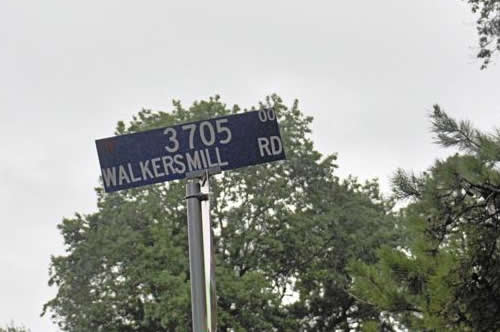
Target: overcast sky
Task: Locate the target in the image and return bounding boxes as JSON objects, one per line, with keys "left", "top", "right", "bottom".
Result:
{"left": 1, "top": 1, "right": 500, "bottom": 331}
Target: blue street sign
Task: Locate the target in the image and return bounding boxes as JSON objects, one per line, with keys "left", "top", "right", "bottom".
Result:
{"left": 96, "top": 109, "right": 286, "bottom": 192}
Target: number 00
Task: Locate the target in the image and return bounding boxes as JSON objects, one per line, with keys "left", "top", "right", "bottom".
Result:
{"left": 258, "top": 109, "right": 276, "bottom": 122}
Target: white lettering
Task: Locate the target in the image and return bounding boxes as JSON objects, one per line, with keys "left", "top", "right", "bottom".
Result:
{"left": 102, "top": 167, "right": 117, "bottom": 187}
{"left": 140, "top": 160, "right": 154, "bottom": 179}
{"left": 186, "top": 150, "right": 202, "bottom": 171}
{"left": 164, "top": 127, "right": 179, "bottom": 153}
{"left": 162, "top": 156, "right": 175, "bottom": 175}
{"left": 258, "top": 109, "right": 267, "bottom": 122}
{"left": 151, "top": 157, "right": 165, "bottom": 177}
{"left": 205, "top": 149, "right": 217, "bottom": 168}
{"left": 258, "top": 109, "right": 276, "bottom": 122}
{"left": 258, "top": 137, "right": 271, "bottom": 157}
{"left": 215, "top": 147, "right": 228, "bottom": 167}
{"left": 174, "top": 154, "right": 186, "bottom": 173}
{"left": 128, "top": 163, "right": 141, "bottom": 182}
{"left": 267, "top": 109, "right": 276, "bottom": 121}
{"left": 200, "top": 121, "right": 215, "bottom": 146}
{"left": 118, "top": 165, "right": 131, "bottom": 185}
{"left": 182, "top": 124, "right": 197, "bottom": 149}
{"left": 199, "top": 149, "right": 208, "bottom": 168}
{"left": 216, "top": 119, "right": 232, "bottom": 144}
{"left": 270, "top": 136, "right": 283, "bottom": 155}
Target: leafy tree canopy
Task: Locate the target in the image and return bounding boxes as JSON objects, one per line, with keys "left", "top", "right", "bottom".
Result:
{"left": 44, "top": 95, "right": 398, "bottom": 331}
{"left": 465, "top": 0, "right": 500, "bottom": 68}
{"left": 350, "top": 105, "right": 500, "bottom": 331}
{"left": 0, "top": 322, "right": 31, "bottom": 332}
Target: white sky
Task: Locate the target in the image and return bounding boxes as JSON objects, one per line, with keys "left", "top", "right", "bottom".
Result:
{"left": 1, "top": 1, "right": 499, "bottom": 331}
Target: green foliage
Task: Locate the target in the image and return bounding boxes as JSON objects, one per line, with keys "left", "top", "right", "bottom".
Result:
{"left": 351, "top": 106, "right": 500, "bottom": 331}
{"left": 464, "top": 0, "right": 500, "bottom": 68}
{"left": 43, "top": 95, "right": 398, "bottom": 331}
{"left": 0, "top": 322, "right": 31, "bottom": 332}
{"left": 350, "top": 216, "right": 459, "bottom": 331}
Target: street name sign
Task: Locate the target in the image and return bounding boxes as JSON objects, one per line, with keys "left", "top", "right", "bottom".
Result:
{"left": 96, "top": 109, "right": 286, "bottom": 192}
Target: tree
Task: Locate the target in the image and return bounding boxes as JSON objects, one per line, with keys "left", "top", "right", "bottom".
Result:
{"left": 0, "top": 322, "right": 31, "bottom": 332}
{"left": 350, "top": 106, "right": 500, "bottom": 331}
{"left": 43, "top": 95, "right": 398, "bottom": 331}
{"left": 465, "top": 0, "right": 500, "bottom": 68}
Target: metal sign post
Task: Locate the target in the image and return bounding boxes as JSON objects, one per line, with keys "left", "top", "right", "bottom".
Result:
{"left": 201, "top": 171, "right": 217, "bottom": 332}
{"left": 185, "top": 179, "right": 208, "bottom": 332}
{"left": 185, "top": 167, "right": 219, "bottom": 332}
{"left": 95, "top": 109, "right": 286, "bottom": 332}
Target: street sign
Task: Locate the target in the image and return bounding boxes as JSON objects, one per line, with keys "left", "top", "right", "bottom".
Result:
{"left": 96, "top": 109, "right": 286, "bottom": 192}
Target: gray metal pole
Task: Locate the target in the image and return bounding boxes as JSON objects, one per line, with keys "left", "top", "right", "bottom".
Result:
{"left": 186, "top": 180, "right": 207, "bottom": 332}
{"left": 201, "top": 177, "right": 217, "bottom": 332}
